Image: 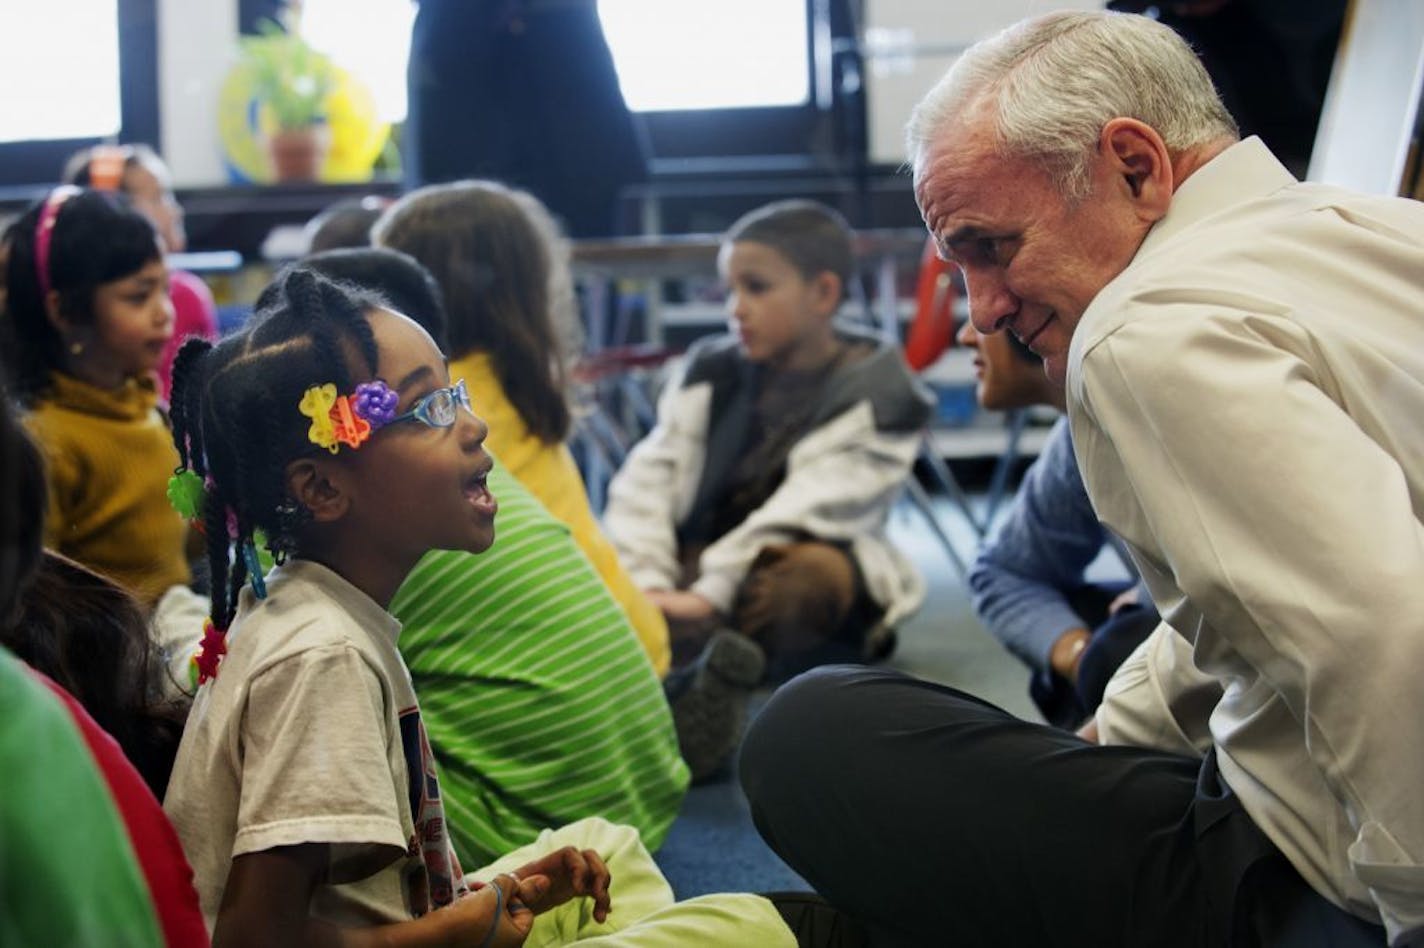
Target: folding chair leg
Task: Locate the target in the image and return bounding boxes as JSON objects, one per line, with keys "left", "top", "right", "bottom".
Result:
{"left": 918, "top": 432, "right": 985, "bottom": 538}
{"left": 901, "top": 477, "right": 968, "bottom": 577}
{"left": 984, "top": 409, "right": 1028, "bottom": 528}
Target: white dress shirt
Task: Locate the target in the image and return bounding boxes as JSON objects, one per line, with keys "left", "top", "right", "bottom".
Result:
{"left": 1068, "top": 137, "right": 1424, "bottom": 944}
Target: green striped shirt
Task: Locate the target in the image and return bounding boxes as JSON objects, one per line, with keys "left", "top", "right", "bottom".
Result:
{"left": 392, "top": 464, "right": 689, "bottom": 865}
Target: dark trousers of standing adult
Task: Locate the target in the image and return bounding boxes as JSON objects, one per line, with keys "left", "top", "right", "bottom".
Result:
{"left": 740, "top": 666, "right": 1387, "bottom": 948}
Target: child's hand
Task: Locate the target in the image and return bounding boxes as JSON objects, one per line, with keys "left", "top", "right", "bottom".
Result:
{"left": 646, "top": 589, "right": 717, "bottom": 624}
{"left": 446, "top": 873, "right": 541, "bottom": 947}
{"left": 511, "top": 846, "right": 613, "bottom": 923}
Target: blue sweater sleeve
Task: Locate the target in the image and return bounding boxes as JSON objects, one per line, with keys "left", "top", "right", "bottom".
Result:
{"left": 968, "top": 417, "right": 1109, "bottom": 673}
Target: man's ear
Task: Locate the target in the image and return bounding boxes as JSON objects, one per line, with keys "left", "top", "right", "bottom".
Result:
{"left": 811, "top": 271, "right": 843, "bottom": 317}
{"left": 283, "top": 457, "right": 350, "bottom": 524}
{"left": 1099, "top": 118, "right": 1173, "bottom": 224}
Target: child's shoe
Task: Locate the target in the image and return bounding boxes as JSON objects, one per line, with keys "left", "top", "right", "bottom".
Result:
{"left": 667, "top": 629, "right": 765, "bottom": 782}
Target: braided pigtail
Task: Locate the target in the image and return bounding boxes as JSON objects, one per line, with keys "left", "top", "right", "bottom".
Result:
{"left": 191, "top": 467, "right": 234, "bottom": 685}
{"left": 168, "top": 338, "right": 210, "bottom": 471}
{"left": 170, "top": 266, "right": 391, "bottom": 685}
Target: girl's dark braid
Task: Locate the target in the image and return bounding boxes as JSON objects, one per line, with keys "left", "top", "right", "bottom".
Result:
{"left": 202, "top": 478, "right": 234, "bottom": 632}
{"left": 168, "top": 338, "right": 211, "bottom": 473}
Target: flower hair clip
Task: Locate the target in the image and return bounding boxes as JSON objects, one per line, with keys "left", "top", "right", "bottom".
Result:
{"left": 299, "top": 379, "right": 400, "bottom": 453}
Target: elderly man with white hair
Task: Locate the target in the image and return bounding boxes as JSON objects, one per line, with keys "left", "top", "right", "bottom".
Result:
{"left": 740, "top": 10, "right": 1424, "bottom": 947}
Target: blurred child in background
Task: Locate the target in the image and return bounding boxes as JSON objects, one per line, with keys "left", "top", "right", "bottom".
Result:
{"left": 374, "top": 180, "right": 670, "bottom": 675}
{"left": 0, "top": 364, "right": 207, "bottom": 948}
{"left": 3, "top": 188, "right": 190, "bottom": 606}
{"left": 301, "top": 194, "right": 393, "bottom": 254}
{"left": 604, "top": 200, "right": 933, "bottom": 778}
{"left": 64, "top": 143, "right": 219, "bottom": 403}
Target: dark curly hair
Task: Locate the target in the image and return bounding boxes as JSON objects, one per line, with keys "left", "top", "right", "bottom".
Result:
{"left": 169, "top": 267, "right": 386, "bottom": 635}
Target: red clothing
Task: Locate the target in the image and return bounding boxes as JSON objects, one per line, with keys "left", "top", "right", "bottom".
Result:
{"left": 158, "top": 269, "right": 219, "bottom": 404}
{"left": 34, "top": 672, "right": 209, "bottom": 947}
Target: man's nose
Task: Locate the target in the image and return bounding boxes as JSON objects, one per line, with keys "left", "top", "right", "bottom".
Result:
{"left": 962, "top": 268, "right": 1018, "bottom": 334}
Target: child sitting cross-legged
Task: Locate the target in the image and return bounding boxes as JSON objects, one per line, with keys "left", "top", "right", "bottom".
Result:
{"left": 161, "top": 268, "right": 795, "bottom": 944}
{"left": 604, "top": 200, "right": 935, "bottom": 779}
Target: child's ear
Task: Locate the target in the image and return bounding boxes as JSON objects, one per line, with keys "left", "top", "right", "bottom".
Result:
{"left": 811, "top": 271, "right": 842, "bottom": 317}
{"left": 44, "top": 289, "right": 70, "bottom": 333}
{"left": 284, "top": 458, "right": 350, "bottom": 524}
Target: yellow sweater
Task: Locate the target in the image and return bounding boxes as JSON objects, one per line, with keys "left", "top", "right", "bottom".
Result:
{"left": 453, "top": 352, "right": 671, "bottom": 675}
{"left": 24, "top": 372, "right": 190, "bottom": 606}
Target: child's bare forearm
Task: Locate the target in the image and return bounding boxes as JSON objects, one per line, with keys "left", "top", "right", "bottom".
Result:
{"left": 214, "top": 847, "right": 498, "bottom": 948}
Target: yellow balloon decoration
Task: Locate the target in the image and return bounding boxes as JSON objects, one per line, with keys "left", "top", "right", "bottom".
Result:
{"left": 217, "top": 60, "right": 390, "bottom": 184}
{"left": 321, "top": 69, "right": 390, "bottom": 183}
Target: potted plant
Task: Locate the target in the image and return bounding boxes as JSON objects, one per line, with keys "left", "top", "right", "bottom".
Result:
{"left": 239, "top": 15, "right": 338, "bottom": 181}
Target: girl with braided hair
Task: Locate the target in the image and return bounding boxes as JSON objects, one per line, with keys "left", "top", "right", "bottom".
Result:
{"left": 161, "top": 267, "right": 795, "bottom": 946}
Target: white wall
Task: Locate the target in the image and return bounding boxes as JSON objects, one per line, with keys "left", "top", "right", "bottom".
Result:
{"left": 862, "top": 0, "right": 1100, "bottom": 165}
{"left": 158, "top": 0, "right": 237, "bottom": 186}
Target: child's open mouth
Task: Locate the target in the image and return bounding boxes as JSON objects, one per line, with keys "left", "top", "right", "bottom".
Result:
{"left": 463, "top": 468, "right": 498, "bottom": 517}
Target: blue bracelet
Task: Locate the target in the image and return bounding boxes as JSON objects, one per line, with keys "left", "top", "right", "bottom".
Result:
{"left": 477, "top": 881, "right": 506, "bottom": 948}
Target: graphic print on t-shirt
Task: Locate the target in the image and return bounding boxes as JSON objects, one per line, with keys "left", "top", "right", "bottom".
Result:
{"left": 399, "top": 705, "right": 465, "bottom": 915}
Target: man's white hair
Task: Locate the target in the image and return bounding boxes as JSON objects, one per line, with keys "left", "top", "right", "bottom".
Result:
{"left": 906, "top": 11, "right": 1238, "bottom": 200}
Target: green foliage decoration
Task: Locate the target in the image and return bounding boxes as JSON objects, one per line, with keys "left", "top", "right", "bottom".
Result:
{"left": 239, "top": 16, "right": 338, "bottom": 130}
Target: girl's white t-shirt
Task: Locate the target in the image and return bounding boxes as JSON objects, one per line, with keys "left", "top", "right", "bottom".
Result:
{"left": 163, "top": 559, "right": 467, "bottom": 930}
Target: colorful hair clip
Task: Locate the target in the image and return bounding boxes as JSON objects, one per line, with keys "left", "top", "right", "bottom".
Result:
{"left": 353, "top": 380, "right": 399, "bottom": 429}
{"left": 193, "top": 618, "right": 227, "bottom": 685}
{"left": 34, "top": 185, "right": 81, "bottom": 300}
{"left": 300, "top": 380, "right": 400, "bottom": 453}
{"left": 299, "top": 384, "right": 340, "bottom": 452}
{"left": 329, "top": 393, "right": 372, "bottom": 449}
{"left": 241, "top": 539, "right": 267, "bottom": 599}
{"left": 167, "top": 468, "right": 206, "bottom": 520}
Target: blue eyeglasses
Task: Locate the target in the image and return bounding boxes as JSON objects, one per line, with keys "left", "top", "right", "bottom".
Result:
{"left": 388, "top": 379, "right": 473, "bottom": 429}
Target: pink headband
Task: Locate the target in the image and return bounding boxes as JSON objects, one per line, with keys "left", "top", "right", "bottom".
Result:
{"left": 34, "top": 185, "right": 82, "bottom": 300}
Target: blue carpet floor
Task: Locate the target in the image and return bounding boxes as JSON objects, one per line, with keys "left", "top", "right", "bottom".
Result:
{"left": 648, "top": 497, "right": 1100, "bottom": 899}
{"left": 653, "top": 729, "right": 807, "bottom": 898}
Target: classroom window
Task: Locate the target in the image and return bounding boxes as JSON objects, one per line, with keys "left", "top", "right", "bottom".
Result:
{"left": 0, "top": 0, "right": 122, "bottom": 143}
{"left": 297, "top": 0, "right": 415, "bottom": 124}
{"left": 598, "top": 0, "right": 810, "bottom": 112}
